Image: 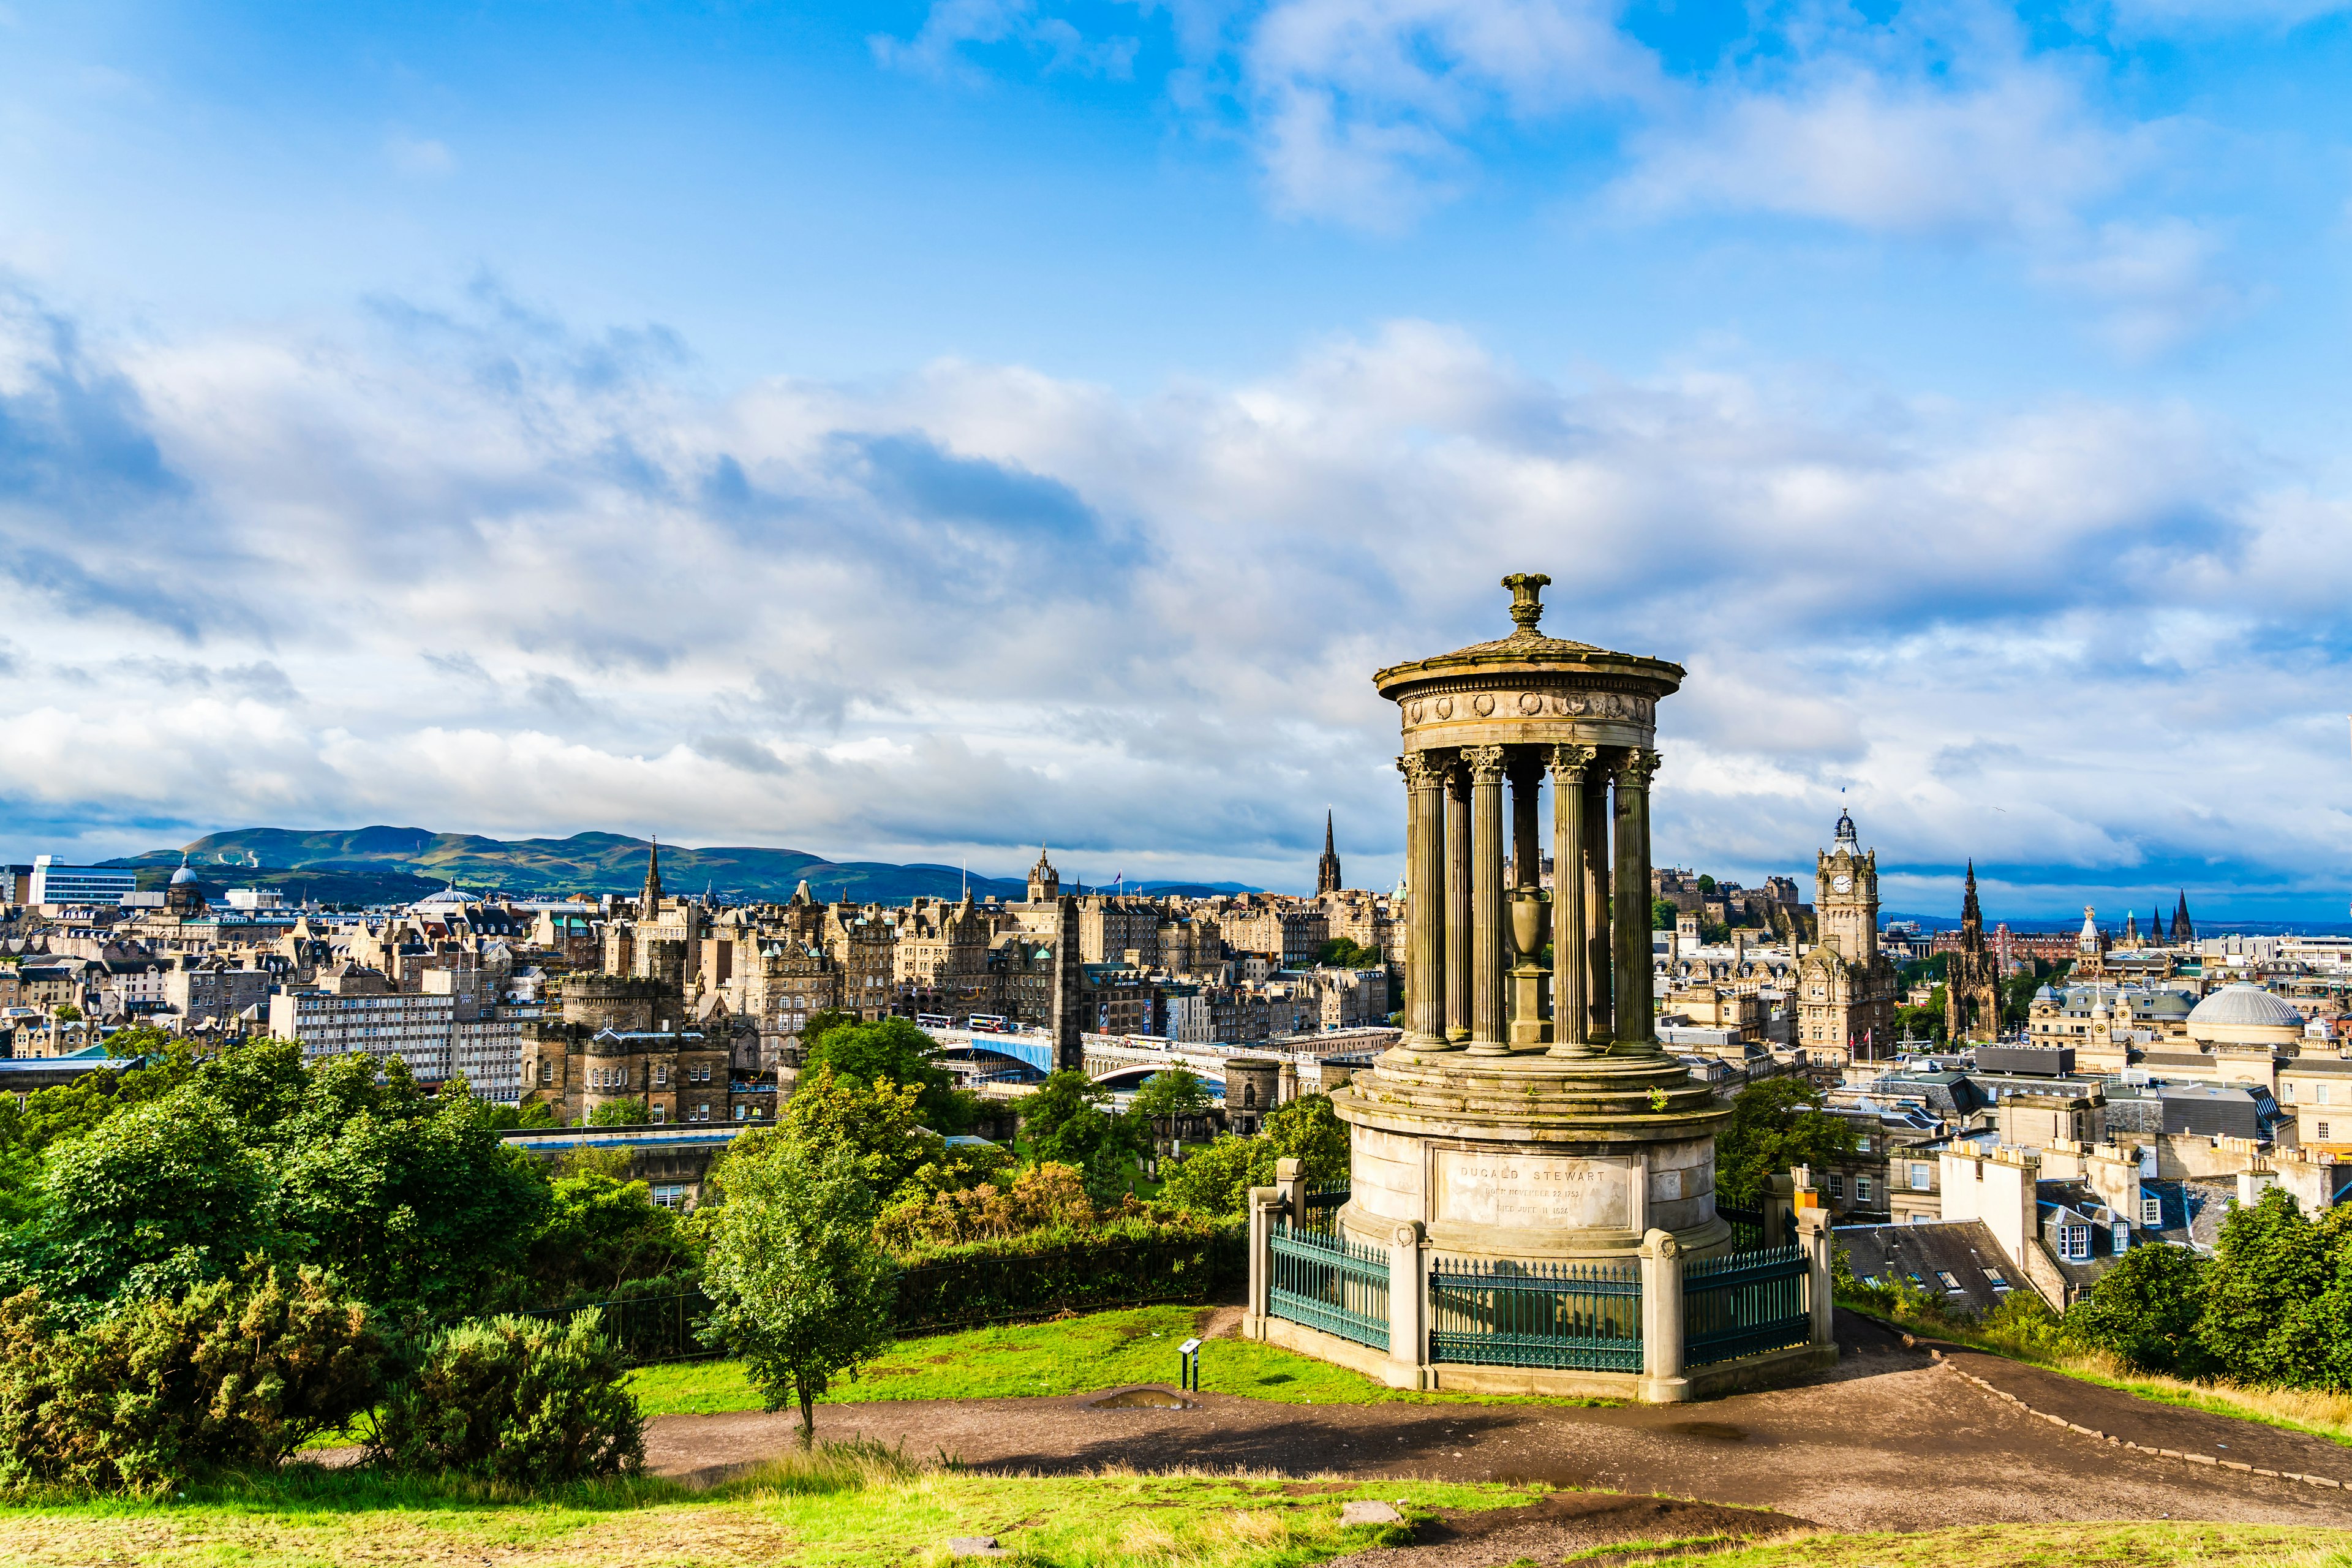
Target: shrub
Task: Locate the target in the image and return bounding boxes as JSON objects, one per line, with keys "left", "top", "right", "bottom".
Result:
{"left": 875, "top": 1161, "right": 1096, "bottom": 1250}
{"left": 0, "top": 1267, "right": 382, "bottom": 1495}
{"left": 2067, "top": 1241, "right": 2214, "bottom": 1376}
{"left": 371, "top": 1310, "right": 644, "bottom": 1485}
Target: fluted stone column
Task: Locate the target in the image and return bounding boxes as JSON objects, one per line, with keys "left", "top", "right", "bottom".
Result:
{"left": 1444, "top": 758, "right": 1471, "bottom": 1044}
{"left": 1510, "top": 752, "right": 1542, "bottom": 891}
{"left": 1466, "top": 745, "right": 1509, "bottom": 1055}
{"left": 1582, "top": 763, "right": 1614, "bottom": 1045}
{"left": 1547, "top": 744, "right": 1596, "bottom": 1058}
{"left": 1611, "top": 748, "right": 1661, "bottom": 1054}
{"left": 1398, "top": 752, "right": 1453, "bottom": 1050}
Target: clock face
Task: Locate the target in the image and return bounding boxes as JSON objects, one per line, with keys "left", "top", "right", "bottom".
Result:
{"left": 1832, "top": 874, "right": 1853, "bottom": 894}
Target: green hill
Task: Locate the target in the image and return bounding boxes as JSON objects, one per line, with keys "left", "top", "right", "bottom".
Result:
{"left": 107, "top": 827, "right": 1033, "bottom": 905}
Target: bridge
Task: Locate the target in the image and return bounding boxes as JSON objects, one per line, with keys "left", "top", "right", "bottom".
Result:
{"left": 919, "top": 1025, "right": 1398, "bottom": 1098}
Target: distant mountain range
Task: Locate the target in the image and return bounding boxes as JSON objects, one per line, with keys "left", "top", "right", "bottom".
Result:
{"left": 105, "top": 827, "right": 1260, "bottom": 907}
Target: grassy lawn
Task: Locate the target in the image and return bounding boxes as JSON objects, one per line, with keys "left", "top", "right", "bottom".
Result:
{"left": 5, "top": 1461, "right": 2346, "bottom": 1568}
{"left": 628, "top": 1305, "right": 1610, "bottom": 1416}
{"left": 0, "top": 1449, "right": 1530, "bottom": 1568}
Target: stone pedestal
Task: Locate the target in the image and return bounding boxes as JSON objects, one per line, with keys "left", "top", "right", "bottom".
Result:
{"left": 1332, "top": 1044, "right": 1732, "bottom": 1265}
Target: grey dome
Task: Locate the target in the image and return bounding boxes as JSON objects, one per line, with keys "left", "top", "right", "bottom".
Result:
{"left": 2187, "top": 983, "right": 2302, "bottom": 1030}
{"left": 168, "top": 863, "right": 197, "bottom": 885}
{"left": 2034, "top": 984, "right": 2057, "bottom": 1003}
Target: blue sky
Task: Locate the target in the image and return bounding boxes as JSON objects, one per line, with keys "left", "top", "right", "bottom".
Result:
{"left": 2, "top": 0, "right": 2351, "bottom": 922}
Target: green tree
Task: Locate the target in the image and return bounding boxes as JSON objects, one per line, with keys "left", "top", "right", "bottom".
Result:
{"left": 696, "top": 1134, "right": 898, "bottom": 1446}
{"left": 2196, "top": 1188, "right": 2351, "bottom": 1388}
{"left": 372, "top": 1308, "right": 643, "bottom": 1483}
{"left": 1313, "top": 937, "right": 1382, "bottom": 969}
{"left": 1015, "top": 1070, "right": 1136, "bottom": 1198}
{"left": 2067, "top": 1242, "right": 2212, "bottom": 1376}
{"left": 802, "top": 1017, "right": 973, "bottom": 1133}
{"left": 1263, "top": 1093, "right": 1349, "bottom": 1178}
{"left": 1161, "top": 1093, "right": 1349, "bottom": 1218}
{"left": 1697, "top": 874, "right": 1717, "bottom": 895}
{"left": 780, "top": 1066, "right": 932, "bottom": 1198}
{"left": 17, "top": 1091, "right": 284, "bottom": 1309}
{"left": 1651, "top": 897, "right": 1679, "bottom": 932}
{"left": 1128, "top": 1068, "right": 1212, "bottom": 1148}
{"left": 1713, "top": 1077, "right": 1859, "bottom": 1209}
{"left": 586, "top": 1097, "right": 652, "bottom": 1126}
{"left": 527, "top": 1171, "right": 698, "bottom": 1303}
{"left": 267, "top": 1060, "right": 549, "bottom": 1320}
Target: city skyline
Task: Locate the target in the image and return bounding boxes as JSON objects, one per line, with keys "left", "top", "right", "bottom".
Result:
{"left": 5, "top": 4, "right": 2352, "bottom": 916}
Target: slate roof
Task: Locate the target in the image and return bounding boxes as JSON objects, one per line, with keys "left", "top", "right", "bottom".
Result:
{"left": 1834, "top": 1219, "right": 2013, "bottom": 1315}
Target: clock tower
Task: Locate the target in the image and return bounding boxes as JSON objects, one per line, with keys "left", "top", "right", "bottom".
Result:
{"left": 1815, "top": 809, "right": 1879, "bottom": 959}
{"left": 1795, "top": 808, "right": 1902, "bottom": 1075}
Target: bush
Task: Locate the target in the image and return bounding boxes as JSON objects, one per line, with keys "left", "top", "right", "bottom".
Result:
{"left": 875, "top": 1161, "right": 1097, "bottom": 1250}
{"left": 2067, "top": 1241, "right": 2214, "bottom": 1376}
{"left": 1161, "top": 1094, "right": 1348, "bottom": 1218}
{"left": 371, "top": 1310, "right": 644, "bottom": 1485}
{"left": 0, "top": 1267, "right": 382, "bottom": 1494}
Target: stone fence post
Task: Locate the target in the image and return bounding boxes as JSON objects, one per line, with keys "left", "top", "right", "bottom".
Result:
{"left": 1387, "top": 1221, "right": 1426, "bottom": 1387}
{"left": 1799, "top": 1206, "right": 1834, "bottom": 1348}
{"left": 1765, "top": 1172, "right": 1795, "bottom": 1248}
{"left": 1246, "top": 1185, "right": 1284, "bottom": 1330}
{"left": 1637, "top": 1228, "right": 1691, "bottom": 1403}
{"left": 1276, "top": 1156, "right": 1309, "bottom": 1221}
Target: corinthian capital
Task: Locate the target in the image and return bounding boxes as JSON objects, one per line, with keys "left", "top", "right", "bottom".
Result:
{"left": 1546, "top": 742, "right": 1599, "bottom": 783}
{"left": 1397, "top": 752, "right": 1449, "bottom": 791}
{"left": 1618, "top": 747, "right": 1662, "bottom": 789}
{"left": 1463, "top": 744, "right": 1508, "bottom": 784}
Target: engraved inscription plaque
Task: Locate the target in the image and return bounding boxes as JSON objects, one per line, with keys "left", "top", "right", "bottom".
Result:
{"left": 1434, "top": 1150, "right": 1631, "bottom": 1231}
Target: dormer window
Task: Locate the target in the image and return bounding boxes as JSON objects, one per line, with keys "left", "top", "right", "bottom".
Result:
{"left": 2059, "top": 1223, "right": 2092, "bottom": 1262}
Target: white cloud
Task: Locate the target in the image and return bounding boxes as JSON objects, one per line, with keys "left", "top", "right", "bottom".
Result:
{"left": 1240, "top": 0, "right": 1656, "bottom": 225}
{"left": 1613, "top": 58, "right": 2132, "bottom": 238}
{"left": 2, "top": 290, "right": 2348, "bottom": 910}
{"left": 872, "top": 0, "right": 1139, "bottom": 80}
{"left": 385, "top": 134, "right": 455, "bottom": 179}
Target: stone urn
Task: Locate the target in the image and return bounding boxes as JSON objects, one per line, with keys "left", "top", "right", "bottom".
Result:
{"left": 1509, "top": 888, "right": 1548, "bottom": 961}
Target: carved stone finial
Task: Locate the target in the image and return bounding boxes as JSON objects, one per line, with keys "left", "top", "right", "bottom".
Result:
{"left": 1463, "top": 744, "right": 1509, "bottom": 783}
{"left": 1501, "top": 571, "right": 1551, "bottom": 633}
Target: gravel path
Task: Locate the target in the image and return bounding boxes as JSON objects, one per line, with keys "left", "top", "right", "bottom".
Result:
{"left": 645, "top": 1311, "right": 2352, "bottom": 1534}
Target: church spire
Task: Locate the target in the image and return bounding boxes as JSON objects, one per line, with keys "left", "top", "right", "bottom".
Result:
{"left": 1316, "top": 810, "right": 1343, "bottom": 895}
{"left": 641, "top": 835, "right": 663, "bottom": 912}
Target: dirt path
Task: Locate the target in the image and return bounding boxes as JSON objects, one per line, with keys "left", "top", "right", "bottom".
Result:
{"left": 647, "top": 1312, "right": 2352, "bottom": 1533}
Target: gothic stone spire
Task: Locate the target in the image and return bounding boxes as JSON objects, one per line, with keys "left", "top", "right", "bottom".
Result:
{"left": 1316, "top": 810, "right": 1343, "bottom": 895}
{"left": 641, "top": 835, "right": 663, "bottom": 912}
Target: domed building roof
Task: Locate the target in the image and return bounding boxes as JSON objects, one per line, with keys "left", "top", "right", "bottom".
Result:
{"left": 2033, "top": 984, "right": 2058, "bottom": 1004}
{"left": 2185, "top": 982, "right": 2304, "bottom": 1047}
{"left": 2188, "top": 983, "right": 2302, "bottom": 1030}
{"left": 169, "top": 861, "right": 198, "bottom": 886}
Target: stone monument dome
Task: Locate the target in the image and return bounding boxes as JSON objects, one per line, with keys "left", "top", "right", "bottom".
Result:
{"left": 1332, "top": 573, "right": 1731, "bottom": 1267}
{"left": 2187, "top": 982, "right": 2304, "bottom": 1047}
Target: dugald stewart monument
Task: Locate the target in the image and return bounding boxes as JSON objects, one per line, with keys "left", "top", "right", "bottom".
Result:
{"left": 1243, "top": 573, "right": 1836, "bottom": 1401}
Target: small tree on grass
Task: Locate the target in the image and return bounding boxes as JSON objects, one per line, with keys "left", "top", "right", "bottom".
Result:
{"left": 698, "top": 1133, "right": 898, "bottom": 1446}
{"left": 1129, "top": 1068, "right": 1212, "bottom": 1153}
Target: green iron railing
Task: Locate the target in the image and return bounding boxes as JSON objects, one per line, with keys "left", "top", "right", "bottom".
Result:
{"left": 1427, "top": 1256, "right": 1643, "bottom": 1371}
{"left": 1717, "top": 1202, "right": 1766, "bottom": 1252}
{"left": 1300, "top": 1183, "right": 1349, "bottom": 1234}
{"left": 1268, "top": 1218, "right": 1390, "bottom": 1352}
{"left": 1682, "top": 1243, "right": 1811, "bottom": 1367}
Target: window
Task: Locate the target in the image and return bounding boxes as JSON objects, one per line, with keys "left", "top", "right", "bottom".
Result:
{"left": 649, "top": 1104, "right": 665, "bottom": 1124}
{"left": 2323, "top": 1085, "right": 2334, "bottom": 1107}
{"left": 1828, "top": 1174, "right": 1844, "bottom": 1199}
{"left": 1984, "top": 1267, "right": 2011, "bottom": 1291}
{"left": 2321, "top": 1122, "right": 2334, "bottom": 1142}
{"left": 2060, "top": 1224, "right": 2091, "bottom": 1262}
{"left": 1910, "top": 1163, "right": 1932, "bottom": 1191}
{"left": 1935, "top": 1270, "right": 1962, "bottom": 1292}
{"left": 2142, "top": 1195, "right": 2163, "bottom": 1226}
{"left": 650, "top": 1184, "right": 687, "bottom": 1210}
{"left": 2113, "top": 1222, "right": 2131, "bottom": 1253}
{"left": 655, "top": 1065, "right": 668, "bottom": 1087}
{"left": 538, "top": 1061, "right": 552, "bottom": 1085}
{"left": 1855, "top": 1177, "right": 1873, "bottom": 1204}
{"left": 735, "top": 1104, "right": 746, "bottom": 1120}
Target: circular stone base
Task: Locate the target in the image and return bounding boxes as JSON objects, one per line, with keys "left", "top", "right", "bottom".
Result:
{"left": 1329, "top": 1044, "right": 1734, "bottom": 1263}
